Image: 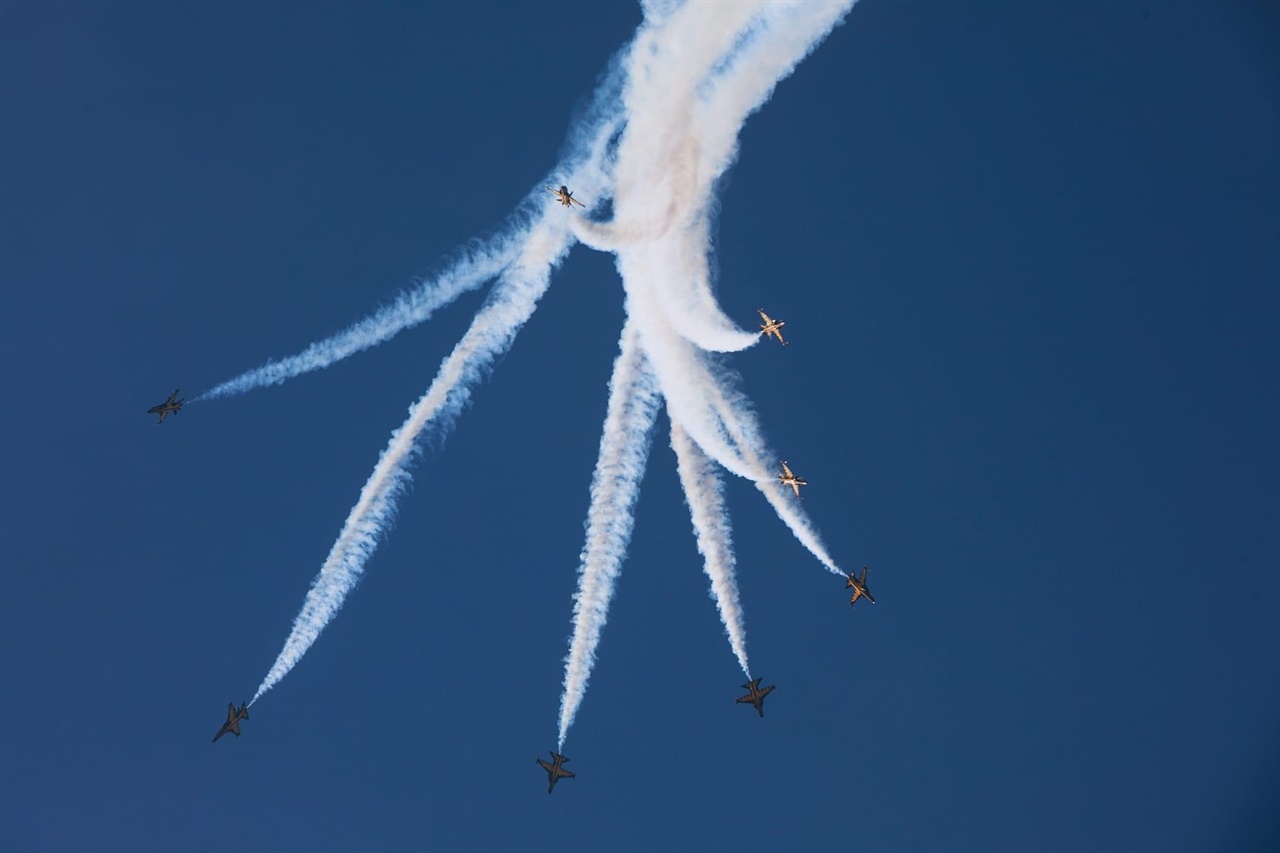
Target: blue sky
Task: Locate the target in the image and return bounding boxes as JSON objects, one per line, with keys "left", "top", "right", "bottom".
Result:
{"left": 1, "top": 2, "right": 1276, "bottom": 851}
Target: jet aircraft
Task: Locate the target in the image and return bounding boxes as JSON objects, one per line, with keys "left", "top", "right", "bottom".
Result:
{"left": 846, "top": 565, "right": 876, "bottom": 606}
{"left": 211, "top": 702, "right": 250, "bottom": 743}
{"left": 147, "top": 389, "right": 184, "bottom": 424}
{"left": 537, "top": 751, "right": 575, "bottom": 794}
{"left": 757, "top": 309, "right": 787, "bottom": 345}
{"left": 778, "top": 460, "right": 807, "bottom": 498}
{"left": 546, "top": 185, "right": 586, "bottom": 208}
{"left": 735, "top": 677, "right": 776, "bottom": 718}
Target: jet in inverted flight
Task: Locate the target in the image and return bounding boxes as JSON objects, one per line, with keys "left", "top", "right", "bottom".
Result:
{"left": 735, "top": 677, "right": 776, "bottom": 718}
{"left": 147, "top": 389, "right": 184, "bottom": 424}
{"left": 212, "top": 702, "right": 250, "bottom": 743}
{"left": 537, "top": 751, "right": 575, "bottom": 794}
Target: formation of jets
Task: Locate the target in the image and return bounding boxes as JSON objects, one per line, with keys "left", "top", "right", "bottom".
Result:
{"left": 212, "top": 702, "right": 250, "bottom": 743}
{"left": 195, "top": 190, "right": 880, "bottom": 794}
{"left": 537, "top": 751, "right": 576, "bottom": 794}
{"left": 146, "top": 389, "right": 184, "bottom": 424}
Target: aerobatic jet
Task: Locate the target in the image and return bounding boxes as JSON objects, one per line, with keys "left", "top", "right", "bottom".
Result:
{"left": 778, "top": 460, "right": 807, "bottom": 498}
{"left": 757, "top": 309, "right": 787, "bottom": 345}
{"left": 546, "top": 185, "right": 586, "bottom": 208}
{"left": 537, "top": 751, "right": 575, "bottom": 794}
{"left": 146, "top": 389, "right": 184, "bottom": 424}
{"left": 211, "top": 702, "right": 250, "bottom": 743}
{"left": 735, "top": 677, "right": 776, "bottom": 718}
{"left": 846, "top": 565, "right": 876, "bottom": 606}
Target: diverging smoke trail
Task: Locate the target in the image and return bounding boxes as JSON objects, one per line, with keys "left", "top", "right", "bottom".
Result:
{"left": 631, "top": 272, "right": 845, "bottom": 577}
{"left": 196, "top": 38, "right": 633, "bottom": 404}
{"left": 582, "top": 0, "right": 855, "bottom": 356}
{"left": 705, "top": 361, "right": 846, "bottom": 577}
{"left": 251, "top": 221, "right": 571, "bottom": 704}
{"left": 557, "top": 322, "right": 661, "bottom": 748}
{"left": 669, "top": 416, "right": 750, "bottom": 676}
{"left": 635, "top": 306, "right": 844, "bottom": 578}
{"left": 196, "top": 234, "right": 526, "bottom": 402}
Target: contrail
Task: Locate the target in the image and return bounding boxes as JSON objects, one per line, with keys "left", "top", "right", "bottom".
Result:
{"left": 591, "top": 0, "right": 855, "bottom": 357}
{"left": 194, "top": 43, "right": 631, "bottom": 404}
{"left": 195, "top": 233, "right": 526, "bottom": 402}
{"left": 669, "top": 416, "right": 750, "bottom": 676}
{"left": 555, "top": 0, "right": 855, "bottom": 742}
{"left": 623, "top": 258, "right": 756, "bottom": 479}
{"left": 704, "top": 359, "right": 846, "bottom": 577}
{"left": 232, "top": 0, "right": 857, "bottom": 732}
{"left": 557, "top": 322, "right": 662, "bottom": 749}
{"left": 251, "top": 221, "right": 572, "bottom": 703}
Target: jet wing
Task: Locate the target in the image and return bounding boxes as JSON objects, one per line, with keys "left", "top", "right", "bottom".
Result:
{"left": 537, "top": 759, "right": 553, "bottom": 773}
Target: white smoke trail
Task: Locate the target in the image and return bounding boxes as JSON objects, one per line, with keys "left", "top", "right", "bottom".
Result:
{"left": 195, "top": 42, "right": 632, "bottom": 404}
{"left": 704, "top": 360, "right": 846, "bottom": 577}
{"left": 195, "top": 231, "right": 525, "bottom": 402}
{"left": 692, "top": 0, "right": 855, "bottom": 211}
{"left": 238, "top": 0, "right": 855, "bottom": 723}
{"left": 669, "top": 417, "right": 750, "bottom": 676}
{"left": 251, "top": 221, "right": 571, "bottom": 703}
{"left": 623, "top": 256, "right": 755, "bottom": 479}
{"left": 557, "top": 322, "right": 662, "bottom": 748}
{"left": 600, "top": 0, "right": 854, "bottom": 577}
{"left": 590, "top": 0, "right": 855, "bottom": 357}
{"left": 603, "top": 1, "right": 768, "bottom": 354}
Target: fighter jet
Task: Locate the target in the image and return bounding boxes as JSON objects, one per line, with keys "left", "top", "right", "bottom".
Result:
{"left": 536, "top": 751, "right": 575, "bottom": 794}
{"left": 147, "top": 389, "right": 184, "bottom": 424}
{"left": 736, "top": 677, "right": 776, "bottom": 718}
{"left": 757, "top": 309, "right": 787, "bottom": 345}
{"left": 778, "top": 460, "right": 807, "bottom": 498}
{"left": 211, "top": 702, "right": 250, "bottom": 743}
{"left": 846, "top": 565, "right": 876, "bottom": 606}
{"left": 546, "top": 185, "right": 586, "bottom": 208}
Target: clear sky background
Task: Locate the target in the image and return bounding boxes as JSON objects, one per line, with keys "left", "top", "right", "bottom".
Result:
{"left": 2, "top": 2, "right": 1277, "bottom": 851}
